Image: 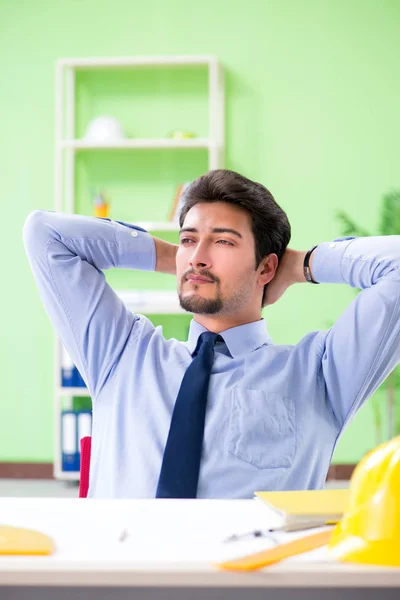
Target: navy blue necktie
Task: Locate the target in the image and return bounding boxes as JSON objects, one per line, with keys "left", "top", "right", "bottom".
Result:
{"left": 156, "top": 331, "right": 221, "bottom": 498}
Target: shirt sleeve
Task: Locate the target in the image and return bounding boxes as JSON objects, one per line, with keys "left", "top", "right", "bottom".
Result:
{"left": 312, "top": 236, "right": 400, "bottom": 427}
{"left": 23, "top": 210, "right": 156, "bottom": 398}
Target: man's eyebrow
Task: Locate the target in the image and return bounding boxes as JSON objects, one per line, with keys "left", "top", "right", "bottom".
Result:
{"left": 179, "top": 227, "right": 243, "bottom": 239}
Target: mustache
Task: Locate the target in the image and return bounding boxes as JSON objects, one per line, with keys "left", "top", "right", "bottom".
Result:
{"left": 182, "top": 269, "right": 219, "bottom": 284}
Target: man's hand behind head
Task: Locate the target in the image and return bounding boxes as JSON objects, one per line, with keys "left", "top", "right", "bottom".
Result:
{"left": 264, "top": 248, "right": 308, "bottom": 306}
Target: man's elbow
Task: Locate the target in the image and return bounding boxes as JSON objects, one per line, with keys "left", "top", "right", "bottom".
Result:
{"left": 22, "top": 210, "right": 53, "bottom": 255}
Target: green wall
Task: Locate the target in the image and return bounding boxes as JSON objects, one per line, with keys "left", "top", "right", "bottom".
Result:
{"left": 1, "top": 0, "right": 399, "bottom": 464}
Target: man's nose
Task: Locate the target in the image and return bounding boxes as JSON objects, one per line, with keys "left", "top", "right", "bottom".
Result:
{"left": 189, "top": 243, "right": 212, "bottom": 270}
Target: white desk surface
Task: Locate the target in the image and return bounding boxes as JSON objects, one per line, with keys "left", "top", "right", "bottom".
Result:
{"left": 0, "top": 497, "right": 399, "bottom": 588}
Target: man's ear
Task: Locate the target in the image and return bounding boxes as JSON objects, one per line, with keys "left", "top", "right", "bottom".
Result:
{"left": 258, "top": 254, "right": 279, "bottom": 286}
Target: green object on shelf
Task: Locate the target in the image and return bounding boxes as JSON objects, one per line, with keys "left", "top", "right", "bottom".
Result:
{"left": 72, "top": 396, "right": 92, "bottom": 411}
{"left": 167, "top": 130, "right": 197, "bottom": 139}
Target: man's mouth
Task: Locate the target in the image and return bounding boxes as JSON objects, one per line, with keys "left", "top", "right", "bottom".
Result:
{"left": 186, "top": 275, "right": 214, "bottom": 284}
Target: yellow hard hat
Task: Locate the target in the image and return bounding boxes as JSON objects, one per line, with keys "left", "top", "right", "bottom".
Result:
{"left": 329, "top": 436, "right": 400, "bottom": 567}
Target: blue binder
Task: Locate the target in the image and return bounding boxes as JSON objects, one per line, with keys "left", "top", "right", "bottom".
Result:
{"left": 62, "top": 365, "right": 86, "bottom": 387}
{"left": 61, "top": 410, "right": 92, "bottom": 472}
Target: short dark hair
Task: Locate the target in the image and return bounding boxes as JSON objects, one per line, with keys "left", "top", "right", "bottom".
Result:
{"left": 179, "top": 169, "right": 291, "bottom": 306}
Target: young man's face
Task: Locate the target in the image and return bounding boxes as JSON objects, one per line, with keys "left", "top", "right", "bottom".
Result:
{"left": 176, "top": 202, "right": 262, "bottom": 316}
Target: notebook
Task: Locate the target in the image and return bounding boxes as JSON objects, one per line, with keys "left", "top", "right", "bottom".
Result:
{"left": 0, "top": 525, "right": 55, "bottom": 555}
{"left": 254, "top": 489, "right": 350, "bottom": 526}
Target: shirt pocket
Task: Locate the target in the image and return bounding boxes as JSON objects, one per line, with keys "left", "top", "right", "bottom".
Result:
{"left": 227, "top": 387, "right": 296, "bottom": 469}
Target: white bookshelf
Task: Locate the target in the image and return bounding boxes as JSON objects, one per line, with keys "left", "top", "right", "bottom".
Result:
{"left": 60, "top": 138, "right": 213, "bottom": 150}
{"left": 58, "top": 388, "right": 91, "bottom": 397}
{"left": 55, "top": 54, "right": 224, "bottom": 214}
{"left": 54, "top": 55, "right": 224, "bottom": 481}
{"left": 58, "top": 55, "right": 218, "bottom": 68}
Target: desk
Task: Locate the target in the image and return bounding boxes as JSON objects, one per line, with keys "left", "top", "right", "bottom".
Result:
{"left": 0, "top": 498, "right": 399, "bottom": 600}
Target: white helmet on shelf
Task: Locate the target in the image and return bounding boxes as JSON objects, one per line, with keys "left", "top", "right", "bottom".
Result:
{"left": 84, "top": 115, "right": 125, "bottom": 142}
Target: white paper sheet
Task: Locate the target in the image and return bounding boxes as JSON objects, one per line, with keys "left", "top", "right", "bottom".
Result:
{"left": 0, "top": 497, "right": 333, "bottom": 566}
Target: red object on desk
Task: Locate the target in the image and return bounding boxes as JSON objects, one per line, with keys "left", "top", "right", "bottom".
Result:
{"left": 79, "top": 436, "right": 92, "bottom": 498}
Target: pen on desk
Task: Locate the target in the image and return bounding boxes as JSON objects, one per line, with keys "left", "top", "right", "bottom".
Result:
{"left": 118, "top": 529, "right": 128, "bottom": 543}
{"left": 224, "top": 529, "right": 280, "bottom": 545}
{"left": 224, "top": 520, "right": 329, "bottom": 543}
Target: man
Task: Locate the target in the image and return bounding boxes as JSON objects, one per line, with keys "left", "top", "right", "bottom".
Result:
{"left": 23, "top": 169, "right": 400, "bottom": 499}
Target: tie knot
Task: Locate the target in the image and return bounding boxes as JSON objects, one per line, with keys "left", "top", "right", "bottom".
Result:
{"left": 194, "top": 331, "right": 223, "bottom": 355}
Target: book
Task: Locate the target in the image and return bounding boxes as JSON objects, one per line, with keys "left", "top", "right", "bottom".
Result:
{"left": 254, "top": 488, "right": 350, "bottom": 525}
{"left": 169, "top": 182, "right": 191, "bottom": 223}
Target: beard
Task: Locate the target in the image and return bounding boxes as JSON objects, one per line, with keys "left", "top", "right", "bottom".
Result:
{"left": 178, "top": 291, "right": 223, "bottom": 314}
{"left": 178, "top": 271, "right": 223, "bottom": 315}
{"left": 178, "top": 279, "right": 253, "bottom": 316}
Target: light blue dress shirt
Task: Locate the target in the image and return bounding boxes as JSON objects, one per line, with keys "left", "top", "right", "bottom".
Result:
{"left": 23, "top": 210, "right": 400, "bottom": 498}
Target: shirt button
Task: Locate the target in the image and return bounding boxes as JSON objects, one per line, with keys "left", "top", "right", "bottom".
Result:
{"left": 131, "top": 230, "right": 138, "bottom": 237}
{"left": 330, "top": 242, "right": 336, "bottom": 248}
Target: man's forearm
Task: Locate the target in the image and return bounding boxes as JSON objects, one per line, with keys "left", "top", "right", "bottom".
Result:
{"left": 267, "top": 236, "right": 400, "bottom": 306}
{"left": 24, "top": 210, "right": 179, "bottom": 281}
{"left": 292, "top": 236, "right": 400, "bottom": 289}
{"left": 23, "top": 211, "right": 156, "bottom": 273}
{"left": 285, "top": 249, "right": 312, "bottom": 284}
{"left": 153, "top": 237, "right": 178, "bottom": 275}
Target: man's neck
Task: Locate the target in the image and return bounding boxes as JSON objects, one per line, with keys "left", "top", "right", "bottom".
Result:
{"left": 193, "top": 312, "right": 263, "bottom": 334}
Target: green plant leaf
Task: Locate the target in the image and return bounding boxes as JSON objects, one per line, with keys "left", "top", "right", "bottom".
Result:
{"left": 378, "top": 190, "right": 400, "bottom": 236}
{"left": 335, "top": 211, "right": 370, "bottom": 238}
{"left": 369, "top": 394, "right": 382, "bottom": 446}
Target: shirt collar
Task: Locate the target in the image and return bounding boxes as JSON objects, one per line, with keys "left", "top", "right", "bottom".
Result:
{"left": 186, "top": 318, "right": 273, "bottom": 358}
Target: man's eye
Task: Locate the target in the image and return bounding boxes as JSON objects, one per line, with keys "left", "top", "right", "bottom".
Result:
{"left": 180, "top": 238, "right": 194, "bottom": 244}
{"left": 217, "top": 240, "right": 234, "bottom": 245}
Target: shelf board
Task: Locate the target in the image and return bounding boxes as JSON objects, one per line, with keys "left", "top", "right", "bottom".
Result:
{"left": 115, "top": 290, "right": 186, "bottom": 315}
{"left": 60, "top": 138, "right": 212, "bottom": 150}
{"left": 58, "top": 387, "right": 91, "bottom": 396}
{"left": 133, "top": 222, "right": 179, "bottom": 232}
{"left": 57, "top": 55, "right": 217, "bottom": 69}
{"left": 55, "top": 470, "right": 80, "bottom": 481}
